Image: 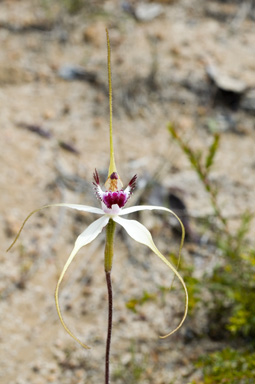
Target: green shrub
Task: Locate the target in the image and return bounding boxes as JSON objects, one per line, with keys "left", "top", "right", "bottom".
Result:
{"left": 168, "top": 123, "right": 255, "bottom": 340}
{"left": 195, "top": 348, "right": 255, "bottom": 383}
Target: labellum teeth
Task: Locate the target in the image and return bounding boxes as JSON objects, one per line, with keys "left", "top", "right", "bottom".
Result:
{"left": 102, "top": 190, "right": 128, "bottom": 209}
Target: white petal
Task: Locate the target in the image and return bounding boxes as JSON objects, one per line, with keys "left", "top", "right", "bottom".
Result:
{"left": 113, "top": 215, "right": 188, "bottom": 338}
{"left": 55, "top": 215, "right": 109, "bottom": 349}
{"left": 53, "top": 203, "right": 104, "bottom": 215}
{"left": 120, "top": 204, "right": 184, "bottom": 284}
{"left": 120, "top": 204, "right": 176, "bottom": 216}
{"left": 7, "top": 203, "right": 104, "bottom": 252}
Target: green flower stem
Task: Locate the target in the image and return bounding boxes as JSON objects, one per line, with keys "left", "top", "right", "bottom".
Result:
{"left": 104, "top": 219, "right": 116, "bottom": 273}
{"left": 104, "top": 219, "right": 116, "bottom": 384}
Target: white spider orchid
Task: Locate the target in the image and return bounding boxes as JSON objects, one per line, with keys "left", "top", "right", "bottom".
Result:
{"left": 7, "top": 30, "right": 188, "bottom": 351}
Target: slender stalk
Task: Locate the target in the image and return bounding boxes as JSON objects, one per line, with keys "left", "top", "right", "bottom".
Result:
{"left": 104, "top": 219, "right": 116, "bottom": 384}
{"left": 105, "top": 271, "right": 113, "bottom": 384}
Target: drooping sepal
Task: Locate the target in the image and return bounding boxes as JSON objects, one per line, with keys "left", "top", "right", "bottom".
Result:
{"left": 113, "top": 214, "right": 188, "bottom": 338}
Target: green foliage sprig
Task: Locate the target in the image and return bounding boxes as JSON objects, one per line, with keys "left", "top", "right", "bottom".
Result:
{"left": 168, "top": 123, "right": 225, "bottom": 229}
{"left": 194, "top": 348, "right": 255, "bottom": 384}
{"left": 168, "top": 122, "right": 255, "bottom": 381}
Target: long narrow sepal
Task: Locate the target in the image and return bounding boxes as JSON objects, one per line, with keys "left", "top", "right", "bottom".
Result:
{"left": 119, "top": 205, "right": 185, "bottom": 283}
{"left": 55, "top": 215, "right": 110, "bottom": 349}
{"left": 6, "top": 203, "right": 104, "bottom": 252}
{"left": 106, "top": 28, "right": 117, "bottom": 177}
{"left": 113, "top": 215, "right": 188, "bottom": 338}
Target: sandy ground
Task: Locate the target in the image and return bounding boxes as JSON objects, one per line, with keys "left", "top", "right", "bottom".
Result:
{"left": 0, "top": 1, "right": 255, "bottom": 383}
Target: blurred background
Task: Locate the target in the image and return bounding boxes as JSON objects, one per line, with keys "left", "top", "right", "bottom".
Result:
{"left": 1, "top": 1, "right": 255, "bottom": 383}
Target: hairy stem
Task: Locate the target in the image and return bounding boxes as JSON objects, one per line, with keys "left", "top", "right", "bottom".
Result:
{"left": 105, "top": 271, "right": 113, "bottom": 384}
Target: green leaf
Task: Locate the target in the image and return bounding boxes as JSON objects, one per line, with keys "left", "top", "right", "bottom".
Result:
{"left": 205, "top": 133, "right": 220, "bottom": 170}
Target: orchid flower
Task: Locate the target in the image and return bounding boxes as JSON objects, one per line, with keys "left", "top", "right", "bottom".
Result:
{"left": 7, "top": 30, "right": 188, "bottom": 358}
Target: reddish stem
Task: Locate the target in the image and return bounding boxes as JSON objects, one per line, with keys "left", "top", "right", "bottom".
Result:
{"left": 105, "top": 271, "right": 113, "bottom": 384}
